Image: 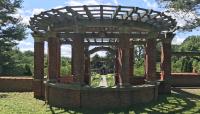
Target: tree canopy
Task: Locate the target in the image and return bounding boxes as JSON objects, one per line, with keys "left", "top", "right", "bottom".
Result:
{"left": 0, "top": 0, "right": 27, "bottom": 75}
{"left": 157, "top": 0, "right": 200, "bottom": 31}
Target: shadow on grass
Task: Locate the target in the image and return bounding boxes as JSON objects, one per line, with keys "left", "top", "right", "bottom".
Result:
{"left": 0, "top": 93, "right": 8, "bottom": 99}
{"left": 46, "top": 88, "right": 200, "bottom": 114}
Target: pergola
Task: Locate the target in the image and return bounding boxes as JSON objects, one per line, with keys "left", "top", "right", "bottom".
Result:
{"left": 30, "top": 5, "right": 177, "bottom": 108}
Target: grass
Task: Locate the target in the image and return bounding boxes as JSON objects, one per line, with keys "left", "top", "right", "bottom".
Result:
{"left": 90, "top": 73, "right": 115, "bottom": 87}
{"left": 0, "top": 88, "right": 200, "bottom": 114}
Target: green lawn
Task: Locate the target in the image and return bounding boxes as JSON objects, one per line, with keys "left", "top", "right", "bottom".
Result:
{"left": 0, "top": 88, "right": 200, "bottom": 114}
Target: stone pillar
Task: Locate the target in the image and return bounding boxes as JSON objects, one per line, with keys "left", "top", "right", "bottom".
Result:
{"left": 129, "top": 46, "right": 134, "bottom": 77}
{"left": 118, "top": 35, "right": 130, "bottom": 86}
{"left": 84, "top": 46, "right": 90, "bottom": 85}
{"left": 115, "top": 49, "right": 120, "bottom": 85}
{"left": 33, "top": 40, "right": 44, "bottom": 99}
{"left": 71, "top": 45, "right": 74, "bottom": 75}
{"left": 72, "top": 36, "right": 85, "bottom": 85}
{"left": 47, "top": 37, "right": 60, "bottom": 82}
{"left": 160, "top": 33, "right": 174, "bottom": 94}
{"left": 161, "top": 40, "right": 172, "bottom": 80}
{"left": 145, "top": 39, "right": 157, "bottom": 81}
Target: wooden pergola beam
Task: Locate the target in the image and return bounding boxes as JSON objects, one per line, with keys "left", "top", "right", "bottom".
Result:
{"left": 113, "top": 6, "right": 121, "bottom": 19}
{"left": 83, "top": 5, "right": 94, "bottom": 20}
{"left": 65, "top": 6, "right": 84, "bottom": 18}
{"left": 100, "top": 5, "right": 103, "bottom": 20}
{"left": 57, "top": 32, "right": 164, "bottom": 39}
{"left": 124, "top": 7, "right": 138, "bottom": 20}
{"left": 60, "top": 40, "right": 145, "bottom": 45}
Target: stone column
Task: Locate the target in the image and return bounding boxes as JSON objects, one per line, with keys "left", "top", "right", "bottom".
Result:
{"left": 33, "top": 40, "right": 44, "bottom": 99}
{"left": 47, "top": 37, "right": 60, "bottom": 82}
{"left": 145, "top": 39, "right": 157, "bottom": 81}
{"left": 118, "top": 35, "right": 130, "bottom": 86}
{"left": 129, "top": 46, "right": 134, "bottom": 77}
{"left": 72, "top": 36, "right": 85, "bottom": 85}
{"left": 84, "top": 46, "right": 90, "bottom": 85}
{"left": 160, "top": 33, "right": 174, "bottom": 94}
{"left": 161, "top": 39, "right": 172, "bottom": 80}
{"left": 115, "top": 49, "right": 120, "bottom": 85}
{"left": 71, "top": 45, "right": 74, "bottom": 75}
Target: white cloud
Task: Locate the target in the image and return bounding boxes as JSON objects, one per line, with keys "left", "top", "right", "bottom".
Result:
{"left": 172, "top": 36, "right": 185, "bottom": 45}
{"left": 20, "top": 47, "right": 34, "bottom": 52}
{"left": 31, "top": 8, "right": 45, "bottom": 15}
{"left": 142, "top": 0, "right": 158, "bottom": 9}
{"left": 65, "top": 0, "right": 100, "bottom": 6}
{"left": 61, "top": 45, "right": 72, "bottom": 57}
{"left": 13, "top": 8, "right": 45, "bottom": 25}
{"left": 18, "top": 41, "right": 33, "bottom": 46}
{"left": 65, "top": 0, "right": 118, "bottom": 6}
{"left": 165, "top": 10, "right": 197, "bottom": 27}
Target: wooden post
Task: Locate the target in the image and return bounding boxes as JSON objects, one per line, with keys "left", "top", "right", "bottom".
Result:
{"left": 72, "top": 36, "right": 85, "bottom": 85}
{"left": 47, "top": 37, "right": 60, "bottom": 82}
{"left": 33, "top": 40, "right": 44, "bottom": 99}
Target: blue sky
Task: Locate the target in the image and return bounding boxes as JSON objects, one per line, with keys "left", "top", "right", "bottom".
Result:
{"left": 17, "top": 0, "right": 200, "bottom": 57}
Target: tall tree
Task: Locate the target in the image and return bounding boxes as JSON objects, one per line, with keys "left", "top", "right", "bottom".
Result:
{"left": 0, "top": 0, "right": 26, "bottom": 75}
{"left": 157, "top": 0, "right": 200, "bottom": 31}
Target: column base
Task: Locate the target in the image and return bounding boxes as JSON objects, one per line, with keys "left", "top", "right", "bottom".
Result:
{"left": 33, "top": 79, "right": 45, "bottom": 100}
{"left": 158, "top": 80, "right": 171, "bottom": 94}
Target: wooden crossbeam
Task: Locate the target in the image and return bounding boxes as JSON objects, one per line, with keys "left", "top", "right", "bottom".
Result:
{"left": 60, "top": 40, "right": 145, "bottom": 46}
{"left": 123, "top": 7, "right": 138, "bottom": 20}
{"left": 52, "top": 9, "right": 73, "bottom": 20}
{"left": 86, "top": 38, "right": 90, "bottom": 42}
{"left": 65, "top": 6, "right": 84, "bottom": 18}
{"left": 83, "top": 5, "right": 94, "bottom": 20}
{"left": 58, "top": 32, "right": 165, "bottom": 38}
{"left": 100, "top": 5, "right": 103, "bottom": 19}
{"left": 112, "top": 6, "right": 121, "bottom": 19}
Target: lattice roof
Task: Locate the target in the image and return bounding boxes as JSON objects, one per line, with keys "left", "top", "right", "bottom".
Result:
{"left": 29, "top": 5, "right": 177, "bottom": 36}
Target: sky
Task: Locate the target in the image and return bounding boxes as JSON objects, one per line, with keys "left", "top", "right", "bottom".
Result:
{"left": 16, "top": 0, "right": 200, "bottom": 57}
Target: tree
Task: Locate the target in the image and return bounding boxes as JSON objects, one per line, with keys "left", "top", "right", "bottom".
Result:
{"left": 157, "top": 0, "right": 200, "bottom": 31}
{"left": 0, "top": 0, "right": 26, "bottom": 75}
{"left": 179, "top": 36, "right": 200, "bottom": 51}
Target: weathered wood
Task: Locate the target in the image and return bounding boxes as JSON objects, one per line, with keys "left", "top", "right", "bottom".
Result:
{"left": 113, "top": 6, "right": 121, "bottom": 19}
{"left": 123, "top": 7, "right": 136, "bottom": 20}
{"left": 83, "top": 5, "right": 94, "bottom": 20}
{"left": 58, "top": 32, "right": 164, "bottom": 39}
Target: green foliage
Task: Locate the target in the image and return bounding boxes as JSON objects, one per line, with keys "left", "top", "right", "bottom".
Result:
{"left": 1, "top": 89, "right": 200, "bottom": 113}
{"left": 90, "top": 72, "right": 101, "bottom": 87}
{"left": 180, "top": 36, "right": 200, "bottom": 51}
{"left": 106, "top": 74, "right": 115, "bottom": 87}
{"left": 157, "top": 0, "right": 200, "bottom": 30}
{"left": 0, "top": 0, "right": 27, "bottom": 75}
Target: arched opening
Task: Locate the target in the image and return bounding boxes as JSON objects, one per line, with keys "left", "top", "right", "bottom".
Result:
{"left": 88, "top": 46, "right": 116, "bottom": 87}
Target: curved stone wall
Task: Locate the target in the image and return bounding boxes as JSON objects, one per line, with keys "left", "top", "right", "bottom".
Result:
{"left": 45, "top": 83, "right": 158, "bottom": 108}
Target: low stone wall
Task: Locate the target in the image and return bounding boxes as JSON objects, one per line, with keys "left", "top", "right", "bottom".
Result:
{"left": 171, "top": 73, "right": 200, "bottom": 87}
{"left": 0, "top": 77, "right": 33, "bottom": 92}
{"left": 130, "top": 76, "right": 145, "bottom": 85}
{"left": 58, "top": 76, "right": 74, "bottom": 84}
{"left": 45, "top": 83, "right": 157, "bottom": 108}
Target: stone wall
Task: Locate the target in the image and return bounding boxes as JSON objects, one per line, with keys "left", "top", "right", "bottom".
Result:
{"left": 45, "top": 83, "right": 157, "bottom": 108}
{"left": 171, "top": 73, "right": 200, "bottom": 87}
{"left": 0, "top": 77, "right": 33, "bottom": 92}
